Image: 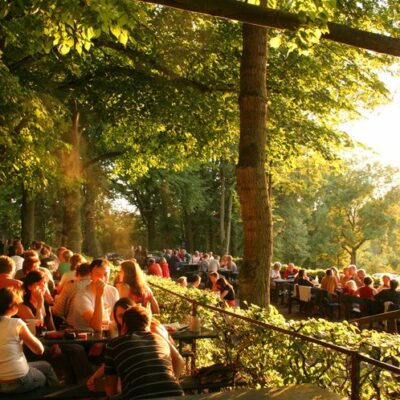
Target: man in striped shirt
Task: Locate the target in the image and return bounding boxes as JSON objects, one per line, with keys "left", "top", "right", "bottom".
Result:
{"left": 105, "top": 305, "right": 184, "bottom": 399}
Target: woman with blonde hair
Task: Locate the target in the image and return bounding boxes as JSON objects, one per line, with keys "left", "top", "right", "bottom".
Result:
{"left": 119, "top": 260, "right": 160, "bottom": 314}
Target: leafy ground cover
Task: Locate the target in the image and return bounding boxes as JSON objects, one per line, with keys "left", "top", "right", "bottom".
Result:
{"left": 148, "top": 276, "right": 400, "bottom": 399}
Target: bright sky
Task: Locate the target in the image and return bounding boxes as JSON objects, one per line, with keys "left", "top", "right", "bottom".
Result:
{"left": 341, "top": 72, "right": 400, "bottom": 168}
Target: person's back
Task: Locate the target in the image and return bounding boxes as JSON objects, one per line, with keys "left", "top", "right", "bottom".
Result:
{"left": 105, "top": 305, "right": 183, "bottom": 399}
{"left": 320, "top": 269, "right": 338, "bottom": 294}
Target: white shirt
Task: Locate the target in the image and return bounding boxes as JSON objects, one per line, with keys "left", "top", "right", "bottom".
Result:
{"left": 0, "top": 317, "right": 29, "bottom": 380}
{"left": 208, "top": 259, "right": 219, "bottom": 273}
{"left": 68, "top": 283, "right": 119, "bottom": 331}
{"left": 11, "top": 255, "right": 24, "bottom": 276}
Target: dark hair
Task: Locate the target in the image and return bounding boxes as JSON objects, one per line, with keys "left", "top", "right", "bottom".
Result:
{"left": 188, "top": 274, "right": 201, "bottom": 284}
{"left": 364, "top": 276, "right": 373, "bottom": 286}
{"left": 90, "top": 258, "right": 108, "bottom": 272}
{"left": 216, "top": 277, "right": 231, "bottom": 291}
{"left": 76, "top": 262, "right": 91, "bottom": 277}
{"left": 390, "top": 279, "right": 399, "bottom": 291}
{"left": 0, "top": 287, "right": 22, "bottom": 316}
{"left": 0, "top": 256, "right": 15, "bottom": 274}
{"left": 325, "top": 269, "right": 332, "bottom": 277}
{"left": 123, "top": 304, "right": 150, "bottom": 332}
{"left": 113, "top": 297, "right": 134, "bottom": 332}
{"left": 298, "top": 269, "right": 305, "bottom": 279}
{"left": 23, "top": 270, "right": 44, "bottom": 303}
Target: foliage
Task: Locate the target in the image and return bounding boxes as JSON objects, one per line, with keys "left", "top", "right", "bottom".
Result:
{"left": 149, "top": 275, "right": 400, "bottom": 399}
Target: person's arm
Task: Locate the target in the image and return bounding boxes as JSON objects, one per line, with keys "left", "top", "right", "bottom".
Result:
{"left": 168, "top": 341, "right": 185, "bottom": 378}
{"left": 82, "top": 280, "right": 105, "bottom": 332}
{"left": 87, "top": 364, "right": 105, "bottom": 392}
{"left": 19, "top": 322, "right": 44, "bottom": 355}
{"left": 105, "top": 375, "right": 118, "bottom": 396}
{"left": 149, "top": 293, "right": 160, "bottom": 314}
{"left": 220, "top": 290, "right": 228, "bottom": 300}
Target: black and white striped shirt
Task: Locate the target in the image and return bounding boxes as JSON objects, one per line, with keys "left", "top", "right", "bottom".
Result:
{"left": 105, "top": 331, "right": 183, "bottom": 399}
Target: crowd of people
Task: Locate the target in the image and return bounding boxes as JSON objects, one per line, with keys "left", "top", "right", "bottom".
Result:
{"left": 0, "top": 240, "right": 238, "bottom": 397}
{"left": 271, "top": 261, "right": 400, "bottom": 314}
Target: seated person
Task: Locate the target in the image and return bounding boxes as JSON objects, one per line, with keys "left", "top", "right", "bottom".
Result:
{"left": 376, "top": 275, "right": 391, "bottom": 294}
{"left": 105, "top": 305, "right": 184, "bottom": 399}
{"left": 0, "top": 287, "right": 58, "bottom": 394}
{"left": 147, "top": 258, "right": 163, "bottom": 277}
{"left": 0, "top": 255, "right": 22, "bottom": 289}
{"left": 357, "top": 276, "right": 376, "bottom": 300}
{"left": 68, "top": 259, "right": 119, "bottom": 331}
{"left": 52, "top": 262, "right": 91, "bottom": 322}
{"left": 284, "top": 263, "right": 298, "bottom": 280}
{"left": 343, "top": 280, "right": 358, "bottom": 296}
{"left": 57, "top": 253, "right": 86, "bottom": 293}
{"left": 206, "top": 272, "right": 219, "bottom": 292}
{"left": 320, "top": 269, "right": 339, "bottom": 294}
{"left": 295, "top": 269, "right": 313, "bottom": 287}
{"left": 374, "top": 279, "right": 400, "bottom": 313}
{"left": 340, "top": 267, "right": 352, "bottom": 287}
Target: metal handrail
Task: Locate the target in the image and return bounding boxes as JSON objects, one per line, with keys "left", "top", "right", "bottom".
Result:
{"left": 151, "top": 282, "right": 400, "bottom": 400}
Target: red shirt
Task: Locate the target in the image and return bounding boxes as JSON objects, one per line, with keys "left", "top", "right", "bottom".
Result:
{"left": 148, "top": 263, "right": 163, "bottom": 277}
{"left": 160, "top": 262, "right": 170, "bottom": 279}
{"left": 358, "top": 286, "right": 375, "bottom": 300}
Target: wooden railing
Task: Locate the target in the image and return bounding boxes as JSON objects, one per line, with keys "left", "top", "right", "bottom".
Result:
{"left": 351, "top": 308, "right": 400, "bottom": 334}
{"left": 151, "top": 282, "right": 400, "bottom": 400}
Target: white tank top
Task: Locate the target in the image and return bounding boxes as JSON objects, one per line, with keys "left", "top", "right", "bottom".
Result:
{"left": 0, "top": 317, "right": 30, "bottom": 380}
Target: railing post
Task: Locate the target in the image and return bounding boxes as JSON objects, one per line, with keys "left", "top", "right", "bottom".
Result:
{"left": 192, "top": 301, "right": 197, "bottom": 316}
{"left": 351, "top": 351, "right": 360, "bottom": 400}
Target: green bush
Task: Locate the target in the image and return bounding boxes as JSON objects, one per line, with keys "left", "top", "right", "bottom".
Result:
{"left": 148, "top": 275, "right": 400, "bottom": 399}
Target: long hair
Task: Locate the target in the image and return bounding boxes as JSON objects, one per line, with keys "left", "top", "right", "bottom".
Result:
{"left": 113, "top": 297, "right": 134, "bottom": 333}
{"left": 23, "top": 270, "right": 44, "bottom": 303}
{"left": 121, "top": 260, "right": 147, "bottom": 297}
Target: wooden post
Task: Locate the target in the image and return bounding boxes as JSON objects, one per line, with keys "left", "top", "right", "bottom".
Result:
{"left": 351, "top": 351, "right": 360, "bottom": 400}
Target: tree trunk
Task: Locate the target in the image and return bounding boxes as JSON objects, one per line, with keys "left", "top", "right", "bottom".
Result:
{"left": 236, "top": 22, "right": 272, "bottom": 308}
{"left": 351, "top": 249, "right": 357, "bottom": 265}
{"left": 223, "top": 187, "right": 233, "bottom": 254}
{"left": 62, "top": 101, "right": 82, "bottom": 253}
{"left": 183, "top": 209, "right": 194, "bottom": 253}
{"left": 219, "top": 163, "right": 226, "bottom": 254}
{"left": 21, "top": 187, "right": 35, "bottom": 247}
{"left": 82, "top": 176, "right": 102, "bottom": 257}
{"left": 145, "top": 212, "right": 157, "bottom": 250}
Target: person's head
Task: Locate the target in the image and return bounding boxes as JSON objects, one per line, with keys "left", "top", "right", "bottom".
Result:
{"left": 382, "top": 275, "right": 391, "bottom": 286}
{"left": 120, "top": 260, "right": 146, "bottom": 296}
{"left": 287, "top": 263, "right": 295, "bottom": 272}
{"left": 0, "top": 287, "right": 23, "bottom": 317}
{"left": 23, "top": 270, "right": 46, "bottom": 300}
{"left": 22, "top": 256, "right": 40, "bottom": 275}
{"left": 348, "top": 265, "right": 357, "bottom": 275}
{"left": 188, "top": 274, "right": 201, "bottom": 288}
{"left": 70, "top": 253, "right": 86, "bottom": 271}
{"left": 14, "top": 241, "right": 24, "bottom": 256}
{"left": 122, "top": 304, "right": 150, "bottom": 334}
{"left": 159, "top": 257, "right": 166, "bottom": 265}
{"left": 343, "top": 267, "right": 351, "bottom": 277}
{"left": 216, "top": 277, "right": 229, "bottom": 291}
{"left": 76, "top": 262, "right": 91, "bottom": 279}
{"left": 346, "top": 280, "right": 357, "bottom": 292}
{"left": 298, "top": 269, "right": 306, "bottom": 279}
{"left": 148, "top": 258, "right": 155, "bottom": 265}
{"left": 31, "top": 241, "right": 44, "bottom": 252}
{"left": 57, "top": 247, "right": 67, "bottom": 261}
{"left": 357, "top": 269, "right": 366, "bottom": 280}
{"left": 273, "top": 262, "right": 282, "bottom": 271}
{"left": 325, "top": 268, "right": 333, "bottom": 277}
{"left": 209, "top": 272, "right": 218, "bottom": 283}
{"left": 40, "top": 246, "right": 51, "bottom": 259}
{"left": 363, "top": 276, "right": 373, "bottom": 286}
{"left": 390, "top": 279, "right": 399, "bottom": 291}
{"left": 0, "top": 255, "right": 15, "bottom": 275}
{"left": 90, "top": 258, "right": 109, "bottom": 282}
{"left": 331, "top": 266, "right": 339, "bottom": 276}
{"left": 177, "top": 276, "right": 187, "bottom": 288}
{"left": 113, "top": 297, "right": 134, "bottom": 333}
{"left": 62, "top": 249, "right": 73, "bottom": 263}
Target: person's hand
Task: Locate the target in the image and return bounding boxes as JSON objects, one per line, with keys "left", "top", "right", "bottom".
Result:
{"left": 87, "top": 374, "right": 96, "bottom": 391}
{"left": 94, "top": 279, "right": 106, "bottom": 297}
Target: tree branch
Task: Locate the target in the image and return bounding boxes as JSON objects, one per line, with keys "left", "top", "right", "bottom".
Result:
{"left": 138, "top": 0, "right": 400, "bottom": 57}
{"left": 84, "top": 150, "right": 127, "bottom": 169}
